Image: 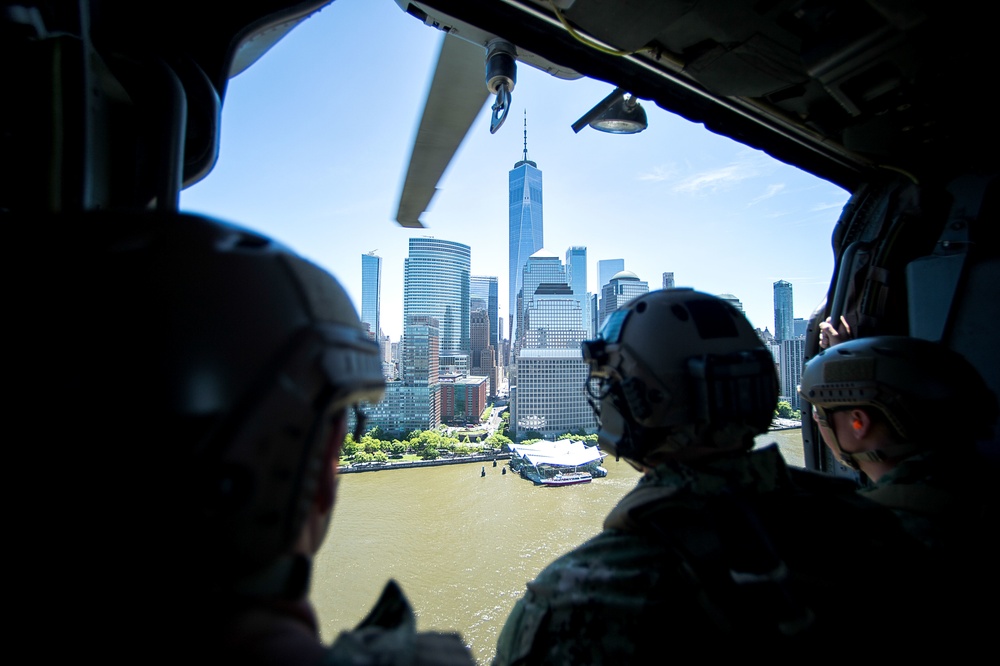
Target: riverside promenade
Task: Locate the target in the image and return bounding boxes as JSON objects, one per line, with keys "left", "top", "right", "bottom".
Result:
{"left": 339, "top": 451, "right": 512, "bottom": 474}
{"left": 339, "top": 420, "right": 803, "bottom": 474}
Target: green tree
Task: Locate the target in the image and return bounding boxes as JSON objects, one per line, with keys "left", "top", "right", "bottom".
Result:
{"left": 775, "top": 400, "right": 796, "bottom": 419}
{"left": 421, "top": 446, "right": 440, "bottom": 460}
{"left": 341, "top": 435, "right": 360, "bottom": 458}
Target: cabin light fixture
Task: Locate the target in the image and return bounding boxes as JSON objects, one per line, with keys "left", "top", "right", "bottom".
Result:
{"left": 572, "top": 87, "right": 647, "bottom": 134}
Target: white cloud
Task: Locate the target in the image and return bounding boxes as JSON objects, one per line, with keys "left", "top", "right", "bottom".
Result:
{"left": 749, "top": 183, "right": 785, "bottom": 205}
{"left": 671, "top": 151, "right": 771, "bottom": 194}
{"left": 637, "top": 164, "right": 677, "bottom": 182}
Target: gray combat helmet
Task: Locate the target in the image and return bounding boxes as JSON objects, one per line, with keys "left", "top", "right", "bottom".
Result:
{"left": 60, "top": 211, "right": 385, "bottom": 596}
{"left": 799, "top": 335, "right": 996, "bottom": 468}
{"left": 582, "top": 289, "right": 777, "bottom": 465}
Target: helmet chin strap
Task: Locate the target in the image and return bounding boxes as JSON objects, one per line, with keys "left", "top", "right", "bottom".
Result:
{"left": 837, "top": 441, "right": 926, "bottom": 469}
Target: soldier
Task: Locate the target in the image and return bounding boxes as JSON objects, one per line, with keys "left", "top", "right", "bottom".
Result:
{"left": 49, "top": 213, "right": 473, "bottom": 666}
{"left": 798, "top": 335, "right": 998, "bottom": 550}
{"left": 493, "top": 289, "right": 951, "bottom": 664}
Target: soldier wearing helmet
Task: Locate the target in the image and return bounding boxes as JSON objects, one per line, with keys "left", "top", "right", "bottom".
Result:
{"left": 493, "top": 290, "right": 950, "bottom": 664}
{"left": 45, "top": 212, "right": 473, "bottom": 666}
{"left": 799, "top": 335, "right": 998, "bottom": 549}
{"left": 580, "top": 288, "right": 778, "bottom": 466}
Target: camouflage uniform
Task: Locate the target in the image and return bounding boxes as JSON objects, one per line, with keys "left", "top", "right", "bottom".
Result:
{"left": 326, "top": 580, "right": 473, "bottom": 666}
{"left": 858, "top": 451, "right": 975, "bottom": 548}
{"left": 859, "top": 450, "right": 1000, "bottom": 614}
{"left": 222, "top": 579, "right": 474, "bottom": 666}
{"left": 493, "top": 444, "right": 950, "bottom": 664}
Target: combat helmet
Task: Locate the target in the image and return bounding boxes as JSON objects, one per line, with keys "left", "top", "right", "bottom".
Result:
{"left": 799, "top": 335, "right": 996, "bottom": 468}
{"left": 60, "top": 211, "right": 385, "bottom": 596}
{"left": 582, "top": 289, "right": 777, "bottom": 465}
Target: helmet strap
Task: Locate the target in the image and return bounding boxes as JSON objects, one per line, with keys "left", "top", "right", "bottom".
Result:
{"left": 844, "top": 441, "right": 925, "bottom": 466}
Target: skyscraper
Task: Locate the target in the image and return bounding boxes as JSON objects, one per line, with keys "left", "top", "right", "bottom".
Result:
{"left": 509, "top": 119, "right": 543, "bottom": 348}
{"left": 566, "top": 246, "right": 589, "bottom": 334}
{"left": 513, "top": 251, "right": 595, "bottom": 438}
{"left": 597, "top": 259, "right": 625, "bottom": 293}
{"left": 662, "top": 272, "right": 675, "bottom": 289}
{"left": 404, "top": 237, "right": 471, "bottom": 360}
{"left": 516, "top": 249, "right": 567, "bottom": 356}
{"left": 773, "top": 279, "right": 794, "bottom": 340}
{"left": 599, "top": 270, "right": 648, "bottom": 328}
{"left": 471, "top": 275, "right": 499, "bottom": 349}
{"left": 779, "top": 337, "right": 806, "bottom": 409}
{"left": 718, "top": 293, "right": 744, "bottom": 314}
{"left": 361, "top": 251, "right": 381, "bottom": 345}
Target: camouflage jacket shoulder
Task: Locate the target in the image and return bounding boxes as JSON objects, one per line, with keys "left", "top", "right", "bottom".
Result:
{"left": 860, "top": 450, "right": 999, "bottom": 552}
{"left": 493, "top": 445, "right": 946, "bottom": 665}
{"left": 326, "top": 580, "right": 474, "bottom": 666}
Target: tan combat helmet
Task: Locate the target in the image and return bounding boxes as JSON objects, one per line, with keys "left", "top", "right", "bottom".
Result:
{"left": 799, "top": 335, "right": 996, "bottom": 469}
{"left": 582, "top": 289, "right": 777, "bottom": 465}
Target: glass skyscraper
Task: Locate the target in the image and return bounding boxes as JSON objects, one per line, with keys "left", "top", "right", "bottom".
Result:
{"left": 773, "top": 279, "right": 794, "bottom": 340}
{"left": 470, "top": 275, "right": 499, "bottom": 348}
{"left": 361, "top": 251, "right": 381, "bottom": 344}
{"left": 513, "top": 250, "right": 595, "bottom": 439}
{"left": 597, "top": 258, "right": 625, "bottom": 292}
{"left": 509, "top": 133, "right": 543, "bottom": 348}
{"left": 566, "top": 246, "right": 589, "bottom": 335}
{"left": 403, "top": 237, "right": 471, "bottom": 359}
{"left": 599, "top": 270, "right": 648, "bottom": 329}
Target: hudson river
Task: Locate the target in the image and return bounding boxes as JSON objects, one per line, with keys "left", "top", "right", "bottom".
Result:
{"left": 312, "top": 429, "right": 806, "bottom": 664}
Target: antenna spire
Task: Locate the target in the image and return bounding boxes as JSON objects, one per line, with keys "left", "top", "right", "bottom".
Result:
{"left": 523, "top": 110, "right": 528, "bottom": 162}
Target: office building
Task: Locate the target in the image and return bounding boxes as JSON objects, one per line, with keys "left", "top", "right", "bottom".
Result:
{"left": 404, "top": 237, "right": 471, "bottom": 361}
{"left": 361, "top": 251, "right": 381, "bottom": 346}
{"left": 471, "top": 275, "right": 499, "bottom": 351}
{"left": 779, "top": 337, "right": 806, "bottom": 410}
{"left": 509, "top": 122, "right": 543, "bottom": 348}
{"left": 439, "top": 375, "right": 489, "bottom": 425}
{"left": 773, "top": 279, "right": 794, "bottom": 340}
{"left": 662, "top": 272, "right": 675, "bottom": 290}
{"left": 597, "top": 259, "right": 625, "bottom": 293}
{"left": 515, "top": 249, "right": 567, "bottom": 355}
{"left": 599, "top": 270, "right": 648, "bottom": 328}
{"left": 364, "top": 315, "right": 441, "bottom": 435}
{"left": 513, "top": 252, "right": 595, "bottom": 439}
{"left": 514, "top": 350, "right": 597, "bottom": 439}
{"left": 400, "top": 314, "right": 441, "bottom": 429}
{"left": 566, "top": 246, "right": 589, "bottom": 334}
{"left": 470, "top": 308, "right": 497, "bottom": 396}
{"left": 793, "top": 317, "right": 809, "bottom": 338}
{"left": 597, "top": 259, "right": 625, "bottom": 323}
{"left": 718, "top": 293, "right": 744, "bottom": 314}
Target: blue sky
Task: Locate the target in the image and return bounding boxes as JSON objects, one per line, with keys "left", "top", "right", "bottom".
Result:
{"left": 180, "top": 0, "right": 851, "bottom": 341}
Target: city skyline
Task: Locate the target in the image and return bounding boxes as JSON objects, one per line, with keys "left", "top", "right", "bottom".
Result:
{"left": 180, "top": 0, "right": 851, "bottom": 342}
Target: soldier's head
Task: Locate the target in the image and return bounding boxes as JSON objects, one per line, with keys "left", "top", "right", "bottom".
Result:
{"left": 62, "top": 212, "right": 385, "bottom": 598}
{"left": 799, "top": 336, "right": 996, "bottom": 473}
{"left": 582, "top": 289, "right": 777, "bottom": 468}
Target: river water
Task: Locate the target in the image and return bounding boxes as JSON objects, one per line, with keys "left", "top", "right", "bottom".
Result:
{"left": 311, "top": 429, "right": 805, "bottom": 664}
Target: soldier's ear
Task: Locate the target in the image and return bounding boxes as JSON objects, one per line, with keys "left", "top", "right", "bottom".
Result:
{"left": 848, "top": 409, "right": 872, "bottom": 440}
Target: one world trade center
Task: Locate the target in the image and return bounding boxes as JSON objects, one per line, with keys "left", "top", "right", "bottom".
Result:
{"left": 508, "top": 119, "right": 543, "bottom": 356}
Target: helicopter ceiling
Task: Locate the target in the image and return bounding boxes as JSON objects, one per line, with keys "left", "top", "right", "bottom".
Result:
{"left": 391, "top": 0, "right": 998, "bottom": 227}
